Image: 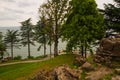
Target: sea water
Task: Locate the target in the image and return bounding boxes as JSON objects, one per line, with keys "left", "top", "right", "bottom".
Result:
{"left": 0, "top": 27, "right": 66, "bottom": 59}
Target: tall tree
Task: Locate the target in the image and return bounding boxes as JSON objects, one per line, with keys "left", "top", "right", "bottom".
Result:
{"left": 0, "top": 32, "right": 6, "bottom": 59}
{"left": 45, "top": 18, "right": 54, "bottom": 57}
{"left": 38, "top": 4, "right": 54, "bottom": 57}
{"left": 34, "top": 16, "right": 48, "bottom": 57}
{"left": 104, "top": 0, "right": 120, "bottom": 32}
{"left": 62, "top": 0, "right": 105, "bottom": 58}
{"left": 4, "top": 30, "right": 20, "bottom": 59}
{"left": 38, "top": 0, "right": 70, "bottom": 56}
{"left": 20, "top": 18, "right": 34, "bottom": 58}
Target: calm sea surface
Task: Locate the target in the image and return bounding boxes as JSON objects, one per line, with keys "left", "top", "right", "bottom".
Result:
{"left": 0, "top": 27, "right": 66, "bottom": 59}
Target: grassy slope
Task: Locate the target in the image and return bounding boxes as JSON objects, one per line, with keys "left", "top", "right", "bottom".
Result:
{"left": 0, "top": 54, "right": 75, "bottom": 80}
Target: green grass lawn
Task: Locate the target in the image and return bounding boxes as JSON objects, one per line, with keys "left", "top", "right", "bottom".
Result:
{"left": 0, "top": 54, "right": 75, "bottom": 80}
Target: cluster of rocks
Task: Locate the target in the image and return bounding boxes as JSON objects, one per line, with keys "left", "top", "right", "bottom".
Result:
{"left": 29, "top": 65, "right": 82, "bottom": 80}
{"left": 94, "top": 38, "right": 120, "bottom": 64}
{"left": 29, "top": 55, "right": 117, "bottom": 80}
{"left": 28, "top": 37, "right": 120, "bottom": 80}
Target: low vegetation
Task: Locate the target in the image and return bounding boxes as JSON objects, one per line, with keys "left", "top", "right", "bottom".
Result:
{"left": 0, "top": 54, "right": 75, "bottom": 80}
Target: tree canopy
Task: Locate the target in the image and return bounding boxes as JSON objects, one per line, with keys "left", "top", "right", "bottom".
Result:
{"left": 34, "top": 15, "right": 48, "bottom": 56}
{"left": 0, "top": 32, "right": 6, "bottom": 59}
{"left": 38, "top": 0, "right": 70, "bottom": 56}
{"left": 20, "top": 18, "right": 34, "bottom": 58}
{"left": 104, "top": 0, "right": 120, "bottom": 32}
{"left": 4, "top": 30, "right": 20, "bottom": 59}
{"left": 62, "top": 0, "right": 105, "bottom": 57}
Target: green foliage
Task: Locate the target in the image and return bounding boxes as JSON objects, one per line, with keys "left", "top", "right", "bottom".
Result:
{"left": 62, "top": 0, "right": 105, "bottom": 57}
{"left": 80, "top": 70, "right": 87, "bottom": 80}
{"left": 4, "top": 30, "right": 20, "bottom": 59}
{"left": 0, "top": 32, "right": 6, "bottom": 59}
{"left": 20, "top": 18, "right": 34, "bottom": 46}
{"left": 38, "top": 0, "right": 71, "bottom": 56}
{"left": 0, "top": 54, "right": 75, "bottom": 80}
{"left": 35, "top": 55, "right": 48, "bottom": 59}
{"left": 14, "top": 55, "right": 22, "bottom": 60}
{"left": 20, "top": 18, "right": 34, "bottom": 58}
{"left": 27, "top": 56, "right": 35, "bottom": 59}
{"left": 103, "top": 74, "right": 113, "bottom": 80}
{"left": 34, "top": 16, "right": 48, "bottom": 56}
{"left": 104, "top": 0, "right": 120, "bottom": 32}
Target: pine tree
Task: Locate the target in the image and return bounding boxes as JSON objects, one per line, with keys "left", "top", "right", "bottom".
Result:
{"left": 104, "top": 0, "right": 120, "bottom": 32}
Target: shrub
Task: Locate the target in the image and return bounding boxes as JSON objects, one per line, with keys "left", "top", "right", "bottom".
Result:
{"left": 14, "top": 55, "right": 22, "bottom": 60}
{"left": 28, "top": 56, "right": 34, "bottom": 59}
{"left": 35, "top": 55, "right": 48, "bottom": 59}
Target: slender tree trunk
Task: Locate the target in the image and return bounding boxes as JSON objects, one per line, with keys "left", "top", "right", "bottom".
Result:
{"left": 50, "top": 44, "right": 52, "bottom": 58}
{"left": 81, "top": 45, "right": 84, "bottom": 57}
{"left": 1, "top": 52, "right": 3, "bottom": 59}
{"left": 84, "top": 46, "right": 87, "bottom": 58}
{"left": 44, "top": 43, "right": 46, "bottom": 57}
{"left": 49, "top": 36, "right": 52, "bottom": 58}
{"left": 28, "top": 42, "right": 31, "bottom": 58}
{"left": 11, "top": 42, "right": 13, "bottom": 59}
{"left": 54, "top": 34, "right": 58, "bottom": 57}
{"left": 28, "top": 32, "right": 31, "bottom": 58}
{"left": 54, "top": 7, "right": 58, "bottom": 57}
{"left": 85, "top": 41, "right": 88, "bottom": 58}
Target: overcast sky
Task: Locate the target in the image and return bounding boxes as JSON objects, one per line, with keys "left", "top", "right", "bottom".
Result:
{"left": 0, "top": 0, "right": 113, "bottom": 27}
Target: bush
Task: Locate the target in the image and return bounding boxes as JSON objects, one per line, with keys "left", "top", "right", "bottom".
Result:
{"left": 103, "top": 74, "right": 113, "bottom": 80}
{"left": 14, "top": 55, "right": 22, "bottom": 60}
{"left": 35, "top": 55, "right": 48, "bottom": 59}
{"left": 28, "top": 56, "right": 34, "bottom": 59}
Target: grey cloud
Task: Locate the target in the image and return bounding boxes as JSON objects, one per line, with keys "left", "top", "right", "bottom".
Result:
{"left": 17, "top": 1, "right": 36, "bottom": 7}
{"left": 0, "top": 17, "right": 16, "bottom": 21}
{"left": 3, "top": 0, "right": 16, "bottom": 3}
{"left": 0, "top": 10, "right": 20, "bottom": 21}
{"left": 27, "top": 12, "right": 34, "bottom": 15}
{"left": 4, "top": 7, "right": 25, "bottom": 14}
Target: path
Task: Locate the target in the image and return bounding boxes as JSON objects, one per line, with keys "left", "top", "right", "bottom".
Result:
{"left": 0, "top": 57, "right": 51, "bottom": 67}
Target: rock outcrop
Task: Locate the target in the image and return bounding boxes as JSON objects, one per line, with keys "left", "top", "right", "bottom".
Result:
{"left": 95, "top": 38, "right": 120, "bottom": 64}
{"left": 86, "top": 67, "right": 113, "bottom": 80}
{"left": 73, "top": 55, "right": 86, "bottom": 66}
{"left": 29, "top": 62, "right": 116, "bottom": 80}
{"left": 29, "top": 65, "right": 82, "bottom": 80}
{"left": 81, "top": 62, "right": 95, "bottom": 71}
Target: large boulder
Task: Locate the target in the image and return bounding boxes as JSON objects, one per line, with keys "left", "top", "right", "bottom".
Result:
{"left": 95, "top": 38, "right": 120, "bottom": 63}
{"left": 54, "top": 65, "right": 82, "bottom": 80}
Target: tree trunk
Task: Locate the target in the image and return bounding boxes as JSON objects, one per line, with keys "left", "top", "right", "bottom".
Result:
{"left": 81, "top": 45, "right": 84, "bottom": 57}
{"left": 28, "top": 32, "right": 31, "bottom": 58}
{"left": 84, "top": 46, "right": 87, "bottom": 58}
{"left": 28, "top": 43, "right": 31, "bottom": 58}
{"left": 54, "top": 7, "right": 58, "bottom": 57}
{"left": 44, "top": 43, "right": 46, "bottom": 57}
{"left": 84, "top": 41, "right": 87, "bottom": 58}
{"left": 1, "top": 52, "right": 3, "bottom": 59}
{"left": 11, "top": 42, "right": 13, "bottom": 59}
{"left": 50, "top": 43, "right": 52, "bottom": 58}
{"left": 54, "top": 35, "right": 58, "bottom": 57}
